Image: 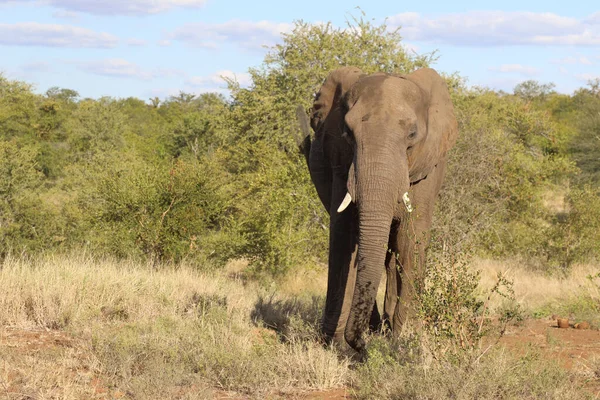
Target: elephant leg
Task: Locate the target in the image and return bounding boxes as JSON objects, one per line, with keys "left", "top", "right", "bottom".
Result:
{"left": 392, "top": 218, "right": 427, "bottom": 331}
{"left": 383, "top": 222, "right": 400, "bottom": 331}
{"left": 322, "top": 178, "right": 358, "bottom": 343}
{"left": 392, "top": 161, "right": 448, "bottom": 332}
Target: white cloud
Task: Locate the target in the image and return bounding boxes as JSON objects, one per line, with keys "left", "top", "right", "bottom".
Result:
{"left": 1, "top": 0, "right": 207, "bottom": 16}
{"left": 170, "top": 20, "right": 292, "bottom": 50}
{"left": 186, "top": 70, "right": 252, "bottom": 88}
{"left": 157, "top": 40, "right": 171, "bottom": 47}
{"left": 388, "top": 11, "right": 600, "bottom": 46}
{"left": 558, "top": 66, "right": 569, "bottom": 75}
{"left": 78, "top": 59, "right": 154, "bottom": 80}
{"left": 0, "top": 22, "right": 117, "bottom": 48}
{"left": 585, "top": 12, "right": 600, "bottom": 25}
{"left": 488, "top": 64, "right": 540, "bottom": 76}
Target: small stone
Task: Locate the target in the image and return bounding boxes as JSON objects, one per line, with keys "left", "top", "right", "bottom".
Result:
{"left": 574, "top": 321, "right": 590, "bottom": 330}
{"left": 557, "top": 318, "right": 570, "bottom": 329}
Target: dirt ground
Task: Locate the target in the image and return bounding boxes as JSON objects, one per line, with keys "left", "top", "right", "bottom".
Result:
{"left": 500, "top": 318, "right": 600, "bottom": 370}
{"left": 1, "top": 319, "right": 598, "bottom": 400}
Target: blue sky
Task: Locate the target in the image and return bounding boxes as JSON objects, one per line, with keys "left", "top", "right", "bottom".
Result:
{"left": 0, "top": 0, "right": 598, "bottom": 100}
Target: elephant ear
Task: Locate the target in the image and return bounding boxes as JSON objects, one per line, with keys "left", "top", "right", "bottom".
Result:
{"left": 404, "top": 68, "right": 458, "bottom": 182}
{"left": 310, "top": 67, "right": 364, "bottom": 135}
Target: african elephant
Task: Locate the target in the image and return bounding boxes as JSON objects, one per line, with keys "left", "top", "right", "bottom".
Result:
{"left": 297, "top": 67, "right": 458, "bottom": 352}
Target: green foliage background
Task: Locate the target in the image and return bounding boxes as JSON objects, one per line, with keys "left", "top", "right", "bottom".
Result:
{"left": 1, "top": 17, "right": 599, "bottom": 275}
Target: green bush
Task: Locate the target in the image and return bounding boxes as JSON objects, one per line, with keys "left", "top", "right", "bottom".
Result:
{"left": 0, "top": 18, "right": 599, "bottom": 273}
{"left": 435, "top": 88, "right": 577, "bottom": 265}
{"left": 230, "top": 143, "right": 327, "bottom": 275}
{"left": 544, "top": 185, "right": 600, "bottom": 269}
{"left": 0, "top": 139, "right": 54, "bottom": 255}
{"left": 83, "top": 155, "right": 236, "bottom": 265}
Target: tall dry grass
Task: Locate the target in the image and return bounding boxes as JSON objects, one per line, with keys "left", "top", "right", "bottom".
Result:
{"left": 476, "top": 258, "right": 600, "bottom": 316}
{"left": 0, "top": 254, "right": 348, "bottom": 398}
{"left": 0, "top": 254, "right": 596, "bottom": 399}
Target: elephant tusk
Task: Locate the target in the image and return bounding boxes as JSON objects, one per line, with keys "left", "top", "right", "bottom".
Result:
{"left": 337, "top": 192, "right": 353, "bottom": 213}
{"left": 402, "top": 192, "right": 413, "bottom": 213}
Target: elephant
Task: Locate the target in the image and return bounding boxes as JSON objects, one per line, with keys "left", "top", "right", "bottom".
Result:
{"left": 296, "top": 67, "right": 458, "bottom": 352}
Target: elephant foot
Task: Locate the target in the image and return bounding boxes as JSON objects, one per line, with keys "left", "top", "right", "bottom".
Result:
{"left": 344, "top": 328, "right": 366, "bottom": 354}
{"left": 322, "top": 329, "right": 368, "bottom": 361}
{"left": 320, "top": 329, "right": 355, "bottom": 355}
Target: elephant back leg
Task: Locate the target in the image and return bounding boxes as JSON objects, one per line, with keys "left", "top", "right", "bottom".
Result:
{"left": 383, "top": 222, "right": 400, "bottom": 331}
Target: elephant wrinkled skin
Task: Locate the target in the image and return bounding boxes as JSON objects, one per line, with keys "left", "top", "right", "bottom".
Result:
{"left": 297, "top": 67, "right": 458, "bottom": 352}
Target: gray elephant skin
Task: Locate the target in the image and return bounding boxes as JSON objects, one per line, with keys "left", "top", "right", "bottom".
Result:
{"left": 297, "top": 67, "right": 458, "bottom": 352}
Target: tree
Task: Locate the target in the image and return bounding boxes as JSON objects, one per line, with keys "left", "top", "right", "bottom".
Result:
{"left": 227, "top": 16, "right": 436, "bottom": 150}
{"left": 46, "top": 87, "right": 79, "bottom": 103}
{"left": 584, "top": 78, "right": 600, "bottom": 97}
{"left": 149, "top": 97, "right": 161, "bottom": 108}
{"left": 569, "top": 83, "right": 600, "bottom": 185}
{"left": 513, "top": 80, "right": 556, "bottom": 101}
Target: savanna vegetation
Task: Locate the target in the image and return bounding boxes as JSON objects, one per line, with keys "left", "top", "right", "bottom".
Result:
{"left": 1, "top": 18, "right": 599, "bottom": 272}
{"left": 1, "top": 15, "right": 600, "bottom": 399}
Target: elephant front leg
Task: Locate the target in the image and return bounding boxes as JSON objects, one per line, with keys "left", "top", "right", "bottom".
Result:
{"left": 322, "top": 201, "right": 358, "bottom": 344}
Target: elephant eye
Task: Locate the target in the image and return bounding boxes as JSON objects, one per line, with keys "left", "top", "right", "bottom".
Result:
{"left": 408, "top": 129, "right": 417, "bottom": 140}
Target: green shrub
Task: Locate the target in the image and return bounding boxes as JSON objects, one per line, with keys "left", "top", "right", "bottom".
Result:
{"left": 0, "top": 139, "right": 55, "bottom": 255}
{"left": 0, "top": 17, "right": 599, "bottom": 274}
{"left": 546, "top": 185, "right": 600, "bottom": 268}
{"left": 227, "top": 142, "right": 327, "bottom": 275}
{"left": 435, "top": 88, "right": 577, "bottom": 266}
{"left": 84, "top": 155, "right": 236, "bottom": 265}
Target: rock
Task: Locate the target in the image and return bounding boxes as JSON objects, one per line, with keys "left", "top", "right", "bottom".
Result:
{"left": 557, "top": 318, "right": 570, "bottom": 329}
{"left": 574, "top": 321, "right": 590, "bottom": 330}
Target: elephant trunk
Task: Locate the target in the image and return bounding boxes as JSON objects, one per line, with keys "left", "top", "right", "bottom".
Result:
{"left": 344, "top": 148, "right": 410, "bottom": 351}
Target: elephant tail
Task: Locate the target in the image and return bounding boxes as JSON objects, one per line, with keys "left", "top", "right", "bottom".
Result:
{"left": 295, "top": 105, "right": 312, "bottom": 166}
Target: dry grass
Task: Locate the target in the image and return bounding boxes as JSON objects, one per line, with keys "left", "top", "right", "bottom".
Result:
{"left": 476, "top": 258, "right": 600, "bottom": 317}
{"left": 0, "top": 254, "right": 349, "bottom": 399}
{"left": 353, "top": 336, "right": 589, "bottom": 400}
{"left": 0, "top": 254, "right": 596, "bottom": 399}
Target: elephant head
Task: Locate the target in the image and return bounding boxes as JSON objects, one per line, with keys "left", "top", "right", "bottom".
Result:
{"left": 308, "top": 67, "right": 458, "bottom": 351}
